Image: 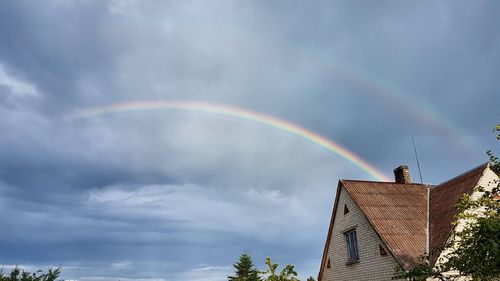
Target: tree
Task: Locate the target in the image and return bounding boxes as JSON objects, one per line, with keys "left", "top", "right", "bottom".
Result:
{"left": 228, "top": 252, "right": 262, "bottom": 281}
{"left": 229, "top": 253, "right": 316, "bottom": 281}
{"left": 444, "top": 125, "right": 500, "bottom": 280}
{"left": 260, "top": 257, "right": 300, "bottom": 281}
{"left": 0, "top": 266, "right": 61, "bottom": 281}
{"left": 393, "top": 125, "right": 500, "bottom": 280}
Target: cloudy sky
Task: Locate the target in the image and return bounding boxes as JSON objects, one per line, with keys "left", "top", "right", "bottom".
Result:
{"left": 0, "top": 1, "right": 499, "bottom": 280}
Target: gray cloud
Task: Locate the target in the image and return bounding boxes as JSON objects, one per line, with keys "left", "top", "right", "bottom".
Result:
{"left": 0, "top": 0, "right": 499, "bottom": 280}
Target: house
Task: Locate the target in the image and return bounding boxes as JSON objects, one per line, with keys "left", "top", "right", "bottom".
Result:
{"left": 318, "top": 163, "right": 499, "bottom": 281}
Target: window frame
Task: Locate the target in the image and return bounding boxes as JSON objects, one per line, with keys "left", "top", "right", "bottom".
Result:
{"left": 344, "top": 228, "right": 360, "bottom": 263}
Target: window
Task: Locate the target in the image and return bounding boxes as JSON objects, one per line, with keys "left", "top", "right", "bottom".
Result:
{"left": 343, "top": 204, "right": 349, "bottom": 215}
{"left": 379, "top": 244, "right": 387, "bottom": 256}
{"left": 344, "top": 229, "right": 359, "bottom": 262}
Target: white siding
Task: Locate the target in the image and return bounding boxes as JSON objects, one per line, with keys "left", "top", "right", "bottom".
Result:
{"left": 431, "top": 166, "right": 499, "bottom": 281}
{"left": 320, "top": 186, "right": 399, "bottom": 281}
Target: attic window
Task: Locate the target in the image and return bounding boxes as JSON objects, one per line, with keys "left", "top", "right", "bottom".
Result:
{"left": 344, "top": 229, "right": 359, "bottom": 262}
{"left": 379, "top": 244, "right": 388, "bottom": 256}
{"left": 344, "top": 204, "right": 349, "bottom": 215}
{"left": 327, "top": 258, "right": 331, "bottom": 268}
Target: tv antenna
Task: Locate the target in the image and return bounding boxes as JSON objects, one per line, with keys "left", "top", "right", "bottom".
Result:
{"left": 412, "top": 137, "right": 423, "bottom": 184}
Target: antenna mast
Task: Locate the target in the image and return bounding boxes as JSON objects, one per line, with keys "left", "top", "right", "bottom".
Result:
{"left": 412, "top": 137, "right": 423, "bottom": 184}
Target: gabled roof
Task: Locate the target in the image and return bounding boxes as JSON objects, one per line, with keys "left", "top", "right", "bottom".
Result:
{"left": 318, "top": 162, "right": 495, "bottom": 280}
{"left": 342, "top": 180, "right": 428, "bottom": 269}
{"left": 429, "top": 163, "right": 488, "bottom": 262}
{"left": 318, "top": 180, "right": 429, "bottom": 280}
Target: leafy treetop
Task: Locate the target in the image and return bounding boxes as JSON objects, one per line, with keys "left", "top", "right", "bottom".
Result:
{"left": 0, "top": 267, "right": 61, "bottom": 281}
{"left": 228, "top": 252, "right": 262, "bottom": 281}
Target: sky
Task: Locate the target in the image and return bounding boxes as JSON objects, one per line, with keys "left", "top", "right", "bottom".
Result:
{"left": 0, "top": 1, "right": 499, "bottom": 280}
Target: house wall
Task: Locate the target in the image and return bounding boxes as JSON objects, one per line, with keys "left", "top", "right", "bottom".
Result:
{"left": 320, "top": 186, "right": 399, "bottom": 281}
{"left": 431, "top": 166, "right": 499, "bottom": 281}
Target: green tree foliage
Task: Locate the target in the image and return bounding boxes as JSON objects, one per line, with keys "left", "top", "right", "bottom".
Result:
{"left": 494, "top": 124, "right": 500, "bottom": 140}
{"left": 0, "top": 266, "right": 61, "bottom": 281}
{"left": 260, "top": 257, "right": 300, "bottom": 281}
{"left": 228, "top": 252, "right": 261, "bottom": 281}
{"left": 230, "top": 253, "right": 316, "bottom": 281}
{"left": 444, "top": 126, "right": 500, "bottom": 280}
{"left": 392, "top": 257, "right": 443, "bottom": 281}
{"left": 393, "top": 124, "right": 500, "bottom": 280}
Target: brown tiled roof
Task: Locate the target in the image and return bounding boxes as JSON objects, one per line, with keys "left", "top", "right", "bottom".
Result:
{"left": 341, "top": 180, "right": 429, "bottom": 269}
{"left": 429, "top": 163, "right": 487, "bottom": 262}
{"left": 318, "top": 163, "right": 494, "bottom": 280}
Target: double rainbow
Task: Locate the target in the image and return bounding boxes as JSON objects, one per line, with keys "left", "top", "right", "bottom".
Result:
{"left": 66, "top": 101, "right": 390, "bottom": 182}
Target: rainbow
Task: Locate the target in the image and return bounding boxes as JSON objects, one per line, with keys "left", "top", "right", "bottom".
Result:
{"left": 326, "top": 65, "right": 476, "bottom": 151}
{"left": 65, "top": 101, "right": 391, "bottom": 181}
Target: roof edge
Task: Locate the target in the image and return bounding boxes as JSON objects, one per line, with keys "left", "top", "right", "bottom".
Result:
{"left": 341, "top": 179, "right": 429, "bottom": 186}
{"left": 318, "top": 181, "right": 342, "bottom": 281}
{"left": 432, "top": 162, "right": 488, "bottom": 189}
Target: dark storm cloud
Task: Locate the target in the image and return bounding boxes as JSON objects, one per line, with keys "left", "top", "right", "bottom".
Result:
{"left": 0, "top": 2, "right": 105, "bottom": 106}
{"left": 0, "top": 1, "right": 499, "bottom": 280}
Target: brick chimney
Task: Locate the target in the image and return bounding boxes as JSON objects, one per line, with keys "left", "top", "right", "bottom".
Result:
{"left": 394, "top": 165, "right": 412, "bottom": 184}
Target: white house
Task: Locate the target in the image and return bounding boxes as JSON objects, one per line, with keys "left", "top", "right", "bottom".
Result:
{"left": 318, "top": 163, "right": 499, "bottom": 281}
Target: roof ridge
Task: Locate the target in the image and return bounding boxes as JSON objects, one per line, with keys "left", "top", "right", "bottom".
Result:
{"left": 433, "top": 162, "right": 488, "bottom": 188}
{"left": 341, "top": 179, "right": 428, "bottom": 185}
